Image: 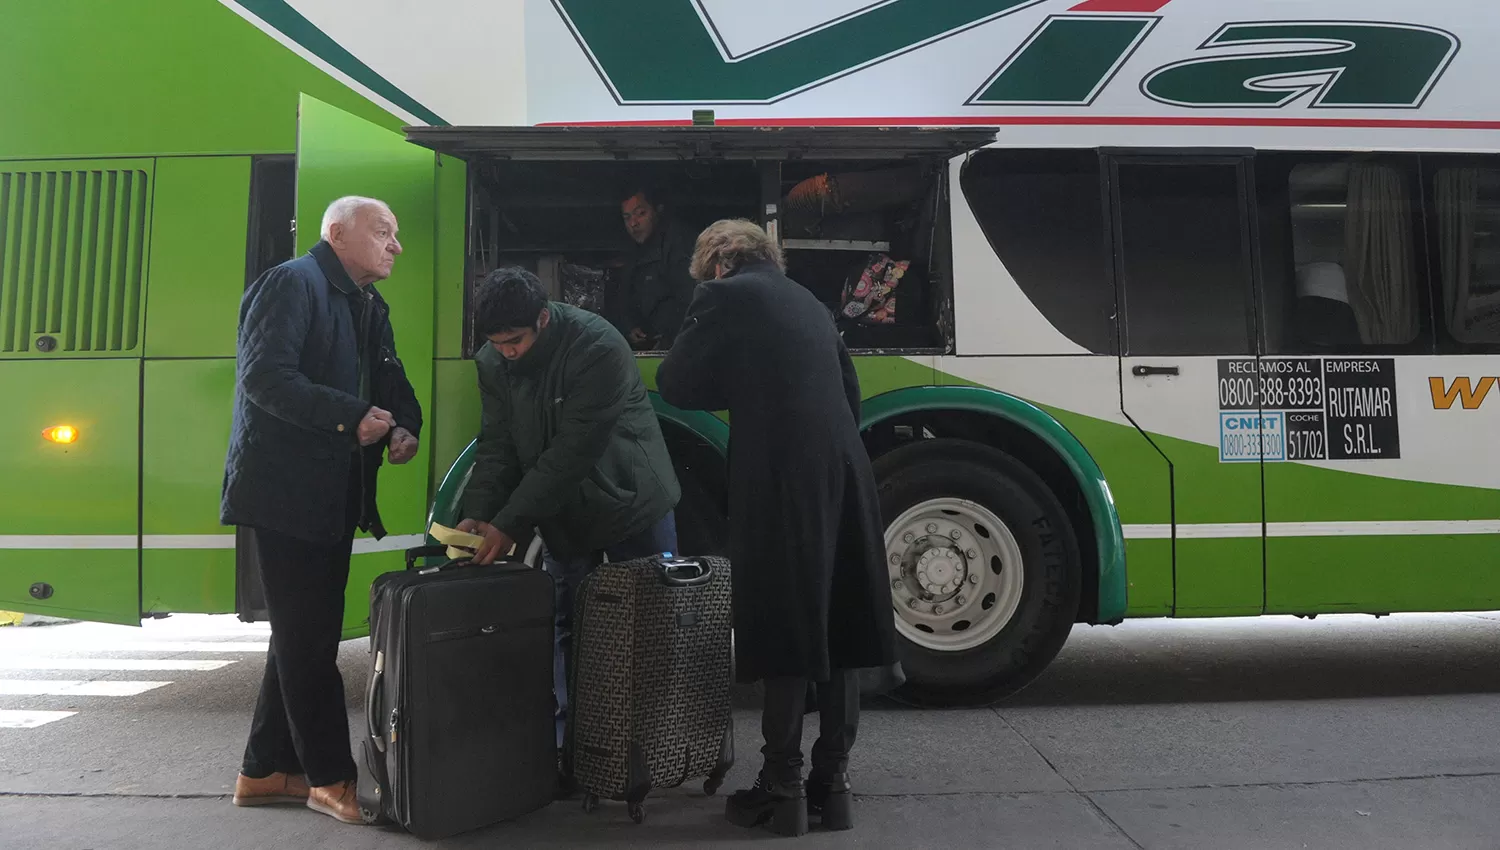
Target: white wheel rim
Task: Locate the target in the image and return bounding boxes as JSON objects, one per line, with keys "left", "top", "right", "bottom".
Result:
{"left": 885, "top": 497, "right": 1025, "bottom": 652}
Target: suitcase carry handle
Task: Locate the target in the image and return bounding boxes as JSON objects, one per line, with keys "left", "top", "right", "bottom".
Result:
{"left": 366, "top": 650, "right": 387, "bottom": 754}
{"left": 657, "top": 557, "right": 714, "bottom": 587}
{"left": 405, "top": 544, "right": 451, "bottom": 571}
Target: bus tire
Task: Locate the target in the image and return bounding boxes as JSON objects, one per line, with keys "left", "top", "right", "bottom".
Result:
{"left": 873, "top": 438, "right": 1081, "bottom": 708}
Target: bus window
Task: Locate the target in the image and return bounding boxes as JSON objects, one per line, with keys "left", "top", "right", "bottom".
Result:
{"left": 1116, "top": 160, "right": 1253, "bottom": 356}
{"left": 1257, "top": 155, "right": 1432, "bottom": 355}
{"left": 959, "top": 150, "right": 1114, "bottom": 354}
{"left": 1429, "top": 166, "right": 1500, "bottom": 346}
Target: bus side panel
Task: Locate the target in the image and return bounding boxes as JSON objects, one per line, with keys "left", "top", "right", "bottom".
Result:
{"left": 142, "top": 157, "right": 251, "bottom": 359}
{"left": 138, "top": 156, "right": 252, "bottom": 614}
{"left": 430, "top": 358, "right": 482, "bottom": 501}
{"left": 1265, "top": 356, "right": 1500, "bottom": 614}
{"left": 141, "top": 359, "right": 238, "bottom": 615}
{"left": 0, "top": 359, "right": 142, "bottom": 625}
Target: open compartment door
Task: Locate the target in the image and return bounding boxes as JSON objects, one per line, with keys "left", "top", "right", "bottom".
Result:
{"left": 235, "top": 94, "right": 437, "bottom": 634}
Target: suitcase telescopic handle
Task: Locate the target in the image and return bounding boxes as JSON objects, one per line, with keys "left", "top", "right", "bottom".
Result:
{"left": 657, "top": 557, "right": 714, "bottom": 587}
{"left": 366, "top": 651, "right": 386, "bottom": 754}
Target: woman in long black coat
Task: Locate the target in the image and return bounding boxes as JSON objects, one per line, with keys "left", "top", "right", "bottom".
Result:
{"left": 657, "top": 219, "right": 899, "bottom": 836}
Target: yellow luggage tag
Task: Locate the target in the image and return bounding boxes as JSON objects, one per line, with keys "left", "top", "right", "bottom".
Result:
{"left": 427, "top": 522, "right": 485, "bottom": 561}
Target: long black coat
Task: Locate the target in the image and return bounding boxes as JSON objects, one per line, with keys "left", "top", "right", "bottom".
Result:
{"left": 657, "top": 261, "right": 897, "bottom": 684}
{"left": 221, "top": 241, "right": 422, "bottom": 544}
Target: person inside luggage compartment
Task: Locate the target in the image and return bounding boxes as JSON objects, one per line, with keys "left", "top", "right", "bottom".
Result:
{"left": 605, "top": 185, "right": 698, "bottom": 351}
{"left": 220, "top": 195, "right": 422, "bottom": 826}
{"left": 455, "top": 266, "right": 682, "bottom": 774}
{"left": 657, "top": 219, "right": 902, "bottom": 836}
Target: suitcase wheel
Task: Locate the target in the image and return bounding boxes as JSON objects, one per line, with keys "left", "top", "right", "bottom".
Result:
{"left": 628, "top": 801, "right": 645, "bottom": 824}
{"left": 704, "top": 777, "right": 723, "bottom": 796}
{"left": 582, "top": 793, "right": 599, "bottom": 814}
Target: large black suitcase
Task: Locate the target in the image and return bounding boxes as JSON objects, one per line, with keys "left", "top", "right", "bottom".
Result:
{"left": 358, "top": 545, "right": 556, "bottom": 839}
{"left": 567, "top": 554, "right": 735, "bottom": 823}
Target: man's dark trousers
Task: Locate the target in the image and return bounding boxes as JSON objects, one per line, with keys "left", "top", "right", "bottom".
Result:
{"left": 543, "top": 510, "right": 679, "bottom": 748}
{"left": 240, "top": 468, "right": 361, "bottom": 788}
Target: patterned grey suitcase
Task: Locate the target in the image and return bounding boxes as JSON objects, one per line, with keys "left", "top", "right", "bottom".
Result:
{"left": 567, "top": 554, "right": 735, "bottom": 823}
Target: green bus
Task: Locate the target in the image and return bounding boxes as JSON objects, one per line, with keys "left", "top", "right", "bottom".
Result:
{"left": 4, "top": 0, "right": 1499, "bottom": 706}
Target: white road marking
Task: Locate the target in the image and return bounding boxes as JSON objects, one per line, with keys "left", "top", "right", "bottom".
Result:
{"left": 2, "top": 641, "right": 270, "bottom": 654}
{"left": 0, "top": 710, "right": 77, "bottom": 729}
{"left": 0, "top": 680, "right": 173, "bottom": 696}
{"left": 0, "top": 659, "right": 234, "bottom": 672}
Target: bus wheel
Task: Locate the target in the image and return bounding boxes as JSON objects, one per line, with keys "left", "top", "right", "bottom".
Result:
{"left": 874, "top": 439, "right": 1081, "bottom": 708}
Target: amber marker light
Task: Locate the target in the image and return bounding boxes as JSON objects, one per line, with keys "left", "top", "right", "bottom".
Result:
{"left": 42, "top": 425, "right": 78, "bottom": 444}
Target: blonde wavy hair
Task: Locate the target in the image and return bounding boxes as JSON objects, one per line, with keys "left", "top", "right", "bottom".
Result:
{"left": 689, "top": 219, "right": 785, "bottom": 281}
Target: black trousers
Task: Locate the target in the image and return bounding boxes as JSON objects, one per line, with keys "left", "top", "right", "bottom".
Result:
{"left": 240, "top": 470, "right": 360, "bottom": 788}
{"left": 760, "top": 670, "right": 860, "bottom": 777}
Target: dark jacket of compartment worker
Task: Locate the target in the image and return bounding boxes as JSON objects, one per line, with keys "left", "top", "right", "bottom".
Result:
{"left": 610, "top": 186, "right": 697, "bottom": 350}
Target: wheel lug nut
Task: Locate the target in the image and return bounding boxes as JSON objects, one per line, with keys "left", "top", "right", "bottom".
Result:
{"left": 933, "top": 604, "right": 944, "bottom": 615}
{"left": 967, "top": 549, "right": 978, "bottom": 559}
{"left": 890, "top": 554, "right": 901, "bottom": 566}
{"left": 906, "top": 598, "right": 918, "bottom": 610}
{"left": 956, "top": 595, "right": 966, "bottom": 606}
{"left": 950, "top": 530, "right": 962, "bottom": 540}
{"left": 968, "top": 574, "right": 979, "bottom": 585}
{"left": 926, "top": 523, "right": 938, "bottom": 534}
{"left": 903, "top": 532, "right": 915, "bottom": 544}
{"left": 891, "top": 579, "right": 902, "bottom": 590}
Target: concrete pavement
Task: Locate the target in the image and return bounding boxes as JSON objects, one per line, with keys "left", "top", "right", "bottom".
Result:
{"left": 4, "top": 612, "right": 1500, "bottom": 848}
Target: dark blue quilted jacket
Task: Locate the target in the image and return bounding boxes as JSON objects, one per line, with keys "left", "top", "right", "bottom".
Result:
{"left": 220, "top": 241, "right": 423, "bottom": 544}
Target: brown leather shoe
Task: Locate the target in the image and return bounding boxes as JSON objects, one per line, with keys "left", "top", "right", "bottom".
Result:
{"left": 307, "top": 780, "right": 365, "bottom": 825}
{"left": 232, "top": 772, "right": 310, "bottom": 807}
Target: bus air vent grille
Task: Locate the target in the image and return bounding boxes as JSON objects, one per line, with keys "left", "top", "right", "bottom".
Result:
{"left": 0, "top": 167, "right": 150, "bottom": 354}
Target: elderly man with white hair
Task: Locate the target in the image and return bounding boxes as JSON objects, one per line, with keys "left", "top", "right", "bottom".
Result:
{"left": 220, "top": 195, "right": 422, "bottom": 825}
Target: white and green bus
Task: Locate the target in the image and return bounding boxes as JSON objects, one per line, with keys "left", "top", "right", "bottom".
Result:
{"left": 3, "top": 0, "right": 1498, "bottom": 706}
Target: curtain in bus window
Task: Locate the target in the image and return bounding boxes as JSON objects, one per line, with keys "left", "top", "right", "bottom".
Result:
{"left": 1343, "top": 164, "right": 1420, "bottom": 345}
{"left": 1435, "top": 169, "right": 1500, "bottom": 343}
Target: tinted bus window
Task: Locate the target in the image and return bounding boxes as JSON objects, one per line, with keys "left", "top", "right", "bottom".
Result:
{"left": 960, "top": 150, "right": 1114, "bottom": 354}
{"left": 1115, "top": 161, "right": 1253, "bottom": 356}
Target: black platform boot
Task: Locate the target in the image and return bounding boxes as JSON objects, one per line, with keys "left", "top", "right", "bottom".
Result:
{"left": 806, "top": 769, "right": 853, "bottom": 831}
{"left": 725, "top": 768, "right": 809, "bottom": 837}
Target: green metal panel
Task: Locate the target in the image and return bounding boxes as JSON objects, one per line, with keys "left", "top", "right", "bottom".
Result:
{"left": 430, "top": 358, "right": 481, "bottom": 497}
{"left": 0, "top": 359, "right": 141, "bottom": 625}
{"left": 295, "top": 93, "right": 437, "bottom": 633}
{"left": 858, "top": 385, "right": 1129, "bottom": 624}
{"left": 142, "top": 551, "right": 236, "bottom": 616}
{"left": 1266, "top": 460, "right": 1500, "bottom": 613}
{"left": 1123, "top": 539, "right": 1173, "bottom": 616}
{"left": 1267, "top": 535, "right": 1500, "bottom": 615}
{"left": 144, "top": 157, "right": 252, "bottom": 358}
{"left": 141, "top": 359, "right": 238, "bottom": 614}
{"left": 0, "top": 0, "right": 406, "bottom": 160}
{"left": 0, "top": 160, "right": 154, "bottom": 359}
{"left": 1148, "top": 427, "right": 1264, "bottom": 614}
